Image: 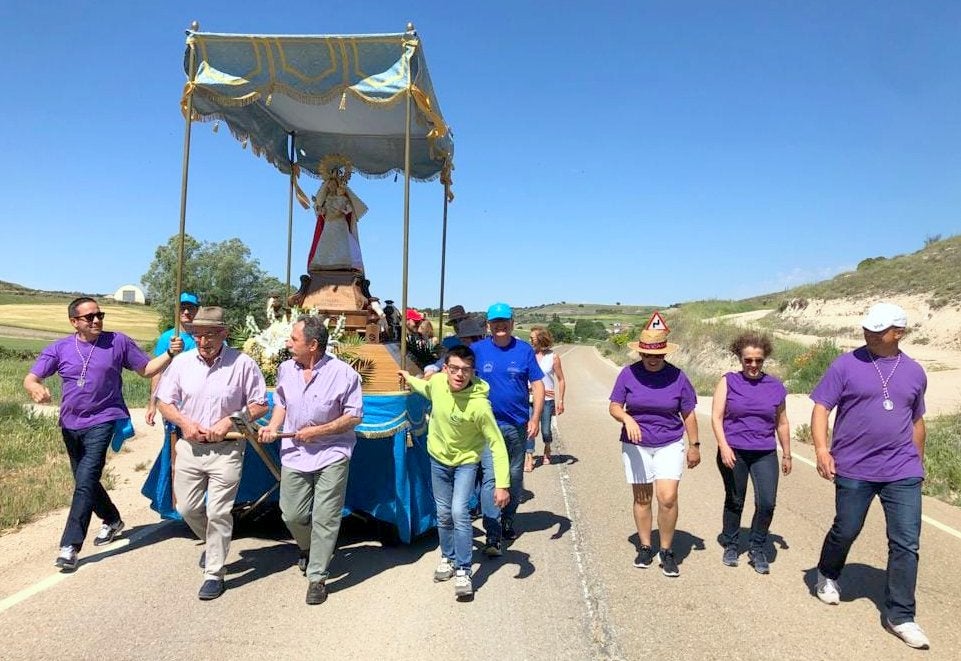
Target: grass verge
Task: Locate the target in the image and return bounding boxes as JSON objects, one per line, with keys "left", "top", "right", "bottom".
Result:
{"left": 0, "top": 355, "right": 151, "bottom": 407}
{"left": 924, "top": 412, "right": 961, "bottom": 506}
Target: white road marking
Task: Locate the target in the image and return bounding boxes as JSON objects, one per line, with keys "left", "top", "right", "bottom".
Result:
{"left": 0, "top": 521, "right": 172, "bottom": 615}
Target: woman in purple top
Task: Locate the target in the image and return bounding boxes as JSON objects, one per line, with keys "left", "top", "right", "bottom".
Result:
{"left": 711, "top": 331, "right": 791, "bottom": 575}
{"left": 608, "top": 317, "right": 700, "bottom": 578}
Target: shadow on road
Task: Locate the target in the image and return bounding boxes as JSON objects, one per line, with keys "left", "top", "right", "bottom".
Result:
{"left": 802, "top": 563, "right": 887, "bottom": 614}
{"left": 514, "top": 509, "right": 572, "bottom": 541}
{"left": 713, "top": 528, "right": 790, "bottom": 562}
{"left": 539, "top": 453, "right": 579, "bottom": 467}
{"left": 469, "top": 545, "right": 535, "bottom": 592}
{"left": 628, "top": 529, "right": 706, "bottom": 563}
{"left": 74, "top": 520, "right": 190, "bottom": 570}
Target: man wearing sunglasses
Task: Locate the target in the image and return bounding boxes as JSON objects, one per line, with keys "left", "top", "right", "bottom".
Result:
{"left": 24, "top": 297, "right": 184, "bottom": 571}
{"left": 146, "top": 292, "right": 200, "bottom": 426}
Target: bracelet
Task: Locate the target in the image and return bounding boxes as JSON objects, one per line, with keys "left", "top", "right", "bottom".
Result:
{"left": 783, "top": 455, "right": 793, "bottom": 459}
{"left": 166, "top": 349, "right": 175, "bottom": 358}
{"left": 690, "top": 442, "right": 701, "bottom": 448}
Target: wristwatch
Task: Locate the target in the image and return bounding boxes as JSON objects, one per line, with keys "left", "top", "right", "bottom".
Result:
{"left": 690, "top": 442, "right": 701, "bottom": 448}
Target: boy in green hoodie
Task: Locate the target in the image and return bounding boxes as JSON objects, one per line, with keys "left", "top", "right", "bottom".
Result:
{"left": 399, "top": 345, "right": 510, "bottom": 599}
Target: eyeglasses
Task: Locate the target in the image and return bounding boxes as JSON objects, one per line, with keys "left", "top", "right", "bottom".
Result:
{"left": 72, "top": 312, "right": 105, "bottom": 323}
{"left": 446, "top": 365, "right": 474, "bottom": 375}
{"left": 742, "top": 357, "right": 765, "bottom": 365}
{"left": 192, "top": 330, "right": 224, "bottom": 340}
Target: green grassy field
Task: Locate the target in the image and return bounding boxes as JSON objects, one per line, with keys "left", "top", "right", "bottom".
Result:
{"left": 0, "top": 337, "right": 49, "bottom": 352}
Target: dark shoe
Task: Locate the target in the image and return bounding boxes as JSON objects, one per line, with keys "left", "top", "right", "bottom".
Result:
{"left": 93, "top": 520, "right": 125, "bottom": 546}
{"left": 298, "top": 549, "right": 309, "bottom": 575}
{"left": 199, "top": 551, "right": 206, "bottom": 570}
{"left": 633, "top": 545, "right": 655, "bottom": 568}
{"left": 306, "top": 581, "right": 328, "bottom": 605}
{"left": 198, "top": 578, "right": 225, "bottom": 600}
{"left": 722, "top": 545, "right": 739, "bottom": 567}
{"left": 502, "top": 526, "right": 518, "bottom": 541}
{"left": 748, "top": 548, "right": 770, "bottom": 575}
{"left": 55, "top": 545, "right": 78, "bottom": 571}
{"left": 482, "top": 541, "right": 503, "bottom": 557}
{"left": 659, "top": 549, "right": 680, "bottom": 577}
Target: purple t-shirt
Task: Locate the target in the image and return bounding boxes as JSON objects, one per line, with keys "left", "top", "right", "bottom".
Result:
{"left": 722, "top": 372, "right": 787, "bottom": 451}
{"left": 810, "top": 347, "right": 926, "bottom": 481}
{"left": 609, "top": 362, "right": 697, "bottom": 447}
{"left": 30, "top": 332, "right": 149, "bottom": 430}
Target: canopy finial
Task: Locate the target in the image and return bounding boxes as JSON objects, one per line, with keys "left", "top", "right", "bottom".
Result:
{"left": 406, "top": 22, "right": 415, "bottom": 33}
{"left": 189, "top": 20, "right": 200, "bottom": 32}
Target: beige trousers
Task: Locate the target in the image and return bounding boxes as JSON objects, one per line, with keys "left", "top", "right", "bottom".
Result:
{"left": 174, "top": 438, "right": 245, "bottom": 580}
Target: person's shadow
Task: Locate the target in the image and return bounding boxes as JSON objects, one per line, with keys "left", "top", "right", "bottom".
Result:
{"left": 513, "top": 509, "right": 572, "bottom": 541}
{"left": 629, "top": 529, "right": 706, "bottom": 563}
{"left": 714, "top": 528, "right": 789, "bottom": 562}
{"left": 540, "top": 453, "right": 579, "bottom": 467}
{"left": 469, "top": 544, "right": 535, "bottom": 593}
{"left": 802, "top": 563, "right": 887, "bottom": 615}
{"left": 70, "top": 520, "right": 190, "bottom": 571}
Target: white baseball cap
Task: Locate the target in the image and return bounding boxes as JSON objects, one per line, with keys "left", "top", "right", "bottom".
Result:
{"left": 861, "top": 303, "right": 907, "bottom": 332}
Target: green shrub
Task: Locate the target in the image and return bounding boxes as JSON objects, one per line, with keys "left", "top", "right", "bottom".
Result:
{"left": 924, "top": 412, "right": 961, "bottom": 505}
{"left": 784, "top": 340, "right": 842, "bottom": 393}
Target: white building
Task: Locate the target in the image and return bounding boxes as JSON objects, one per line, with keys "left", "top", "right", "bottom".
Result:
{"left": 109, "top": 284, "right": 146, "bottom": 304}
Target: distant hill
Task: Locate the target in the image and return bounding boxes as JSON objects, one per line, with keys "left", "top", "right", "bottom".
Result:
{"left": 749, "top": 234, "right": 961, "bottom": 309}
{"left": 0, "top": 280, "right": 98, "bottom": 305}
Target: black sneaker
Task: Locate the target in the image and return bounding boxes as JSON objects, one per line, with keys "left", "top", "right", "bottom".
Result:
{"left": 722, "top": 545, "right": 739, "bottom": 567}
{"left": 659, "top": 549, "right": 680, "bottom": 577}
{"left": 482, "top": 541, "right": 503, "bottom": 557}
{"left": 633, "top": 545, "right": 655, "bottom": 568}
{"left": 502, "top": 526, "right": 518, "bottom": 541}
{"left": 298, "top": 549, "right": 309, "bottom": 575}
{"left": 55, "top": 545, "right": 78, "bottom": 571}
{"left": 748, "top": 548, "right": 770, "bottom": 575}
{"left": 198, "top": 578, "right": 225, "bottom": 601}
{"left": 198, "top": 551, "right": 206, "bottom": 570}
{"left": 306, "top": 581, "right": 328, "bottom": 605}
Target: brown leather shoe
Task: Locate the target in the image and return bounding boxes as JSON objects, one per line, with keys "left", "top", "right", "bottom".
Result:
{"left": 306, "top": 581, "right": 328, "bottom": 605}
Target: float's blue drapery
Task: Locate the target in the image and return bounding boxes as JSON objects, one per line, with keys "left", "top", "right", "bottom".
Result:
{"left": 183, "top": 30, "right": 454, "bottom": 184}
{"left": 141, "top": 391, "right": 435, "bottom": 543}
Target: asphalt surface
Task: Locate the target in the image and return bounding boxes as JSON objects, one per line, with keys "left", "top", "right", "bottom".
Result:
{"left": 1, "top": 345, "right": 960, "bottom": 659}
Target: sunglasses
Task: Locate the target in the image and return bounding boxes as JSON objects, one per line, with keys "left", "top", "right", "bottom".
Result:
{"left": 73, "top": 312, "right": 106, "bottom": 323}
{"left": 742, "top": 357, "right": 765, "bottom": 365}
{"left": 192, "top": 330, "right": 225, "bottom": 340}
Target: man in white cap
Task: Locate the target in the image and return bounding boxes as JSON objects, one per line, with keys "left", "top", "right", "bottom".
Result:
{"left": 156, "top": 306, "right": 268, "bottom": 601}
{"left": 810, "top": 302, "right": 930, "bottom": 649}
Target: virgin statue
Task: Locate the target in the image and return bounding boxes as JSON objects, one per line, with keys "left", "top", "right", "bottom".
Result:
{"left": 307, "top": 174, "right": 368, "bottom": 272}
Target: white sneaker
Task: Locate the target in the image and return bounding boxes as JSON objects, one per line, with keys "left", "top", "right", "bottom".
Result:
{"left": 433, "top": 557, "right": 454, "bottom": 582}
{"left": 815, "top": 571, "right": 840, "bottom": 605}
{"left": 93, "top": 520, "right": 125, "bottom": 546}
{"left": 55, "top": 545, "right": 78, "bottom": 571}
{"left": 886, "top": 620, "right": 930, "bottom": 650}
{"left": 453, "top": 569, "right": 473, "bottom": 599}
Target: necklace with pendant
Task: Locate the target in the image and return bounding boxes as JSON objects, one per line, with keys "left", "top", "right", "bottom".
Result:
{"left": 868, "top": 349, "right": 901, "bottom": 411}
{"left": 74, "top": 333, "right": 100, "bottom": 389}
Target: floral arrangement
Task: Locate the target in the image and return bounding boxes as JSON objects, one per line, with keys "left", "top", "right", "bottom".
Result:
{"left": 238, "top": 308, "right": 371, "bottom": 386}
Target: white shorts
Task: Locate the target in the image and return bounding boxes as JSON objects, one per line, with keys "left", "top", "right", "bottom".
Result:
{"left": 621, "top": 439, "right": 686, "bottom": 484}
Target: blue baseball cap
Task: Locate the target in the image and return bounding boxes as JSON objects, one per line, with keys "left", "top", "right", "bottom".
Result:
{"left": 486, "top": 302, "right": 513, "bottom": 321}
{"left": 180, "top": 292, "right": 200, "bottom": 306}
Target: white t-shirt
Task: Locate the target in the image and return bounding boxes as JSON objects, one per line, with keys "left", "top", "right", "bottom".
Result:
{"left": 537, "top": 350, "right": 555, "bottom": 400}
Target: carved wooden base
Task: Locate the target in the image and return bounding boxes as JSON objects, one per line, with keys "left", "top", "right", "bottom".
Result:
{"left": 287, "top": 270, "right": 380, "bottom": 342}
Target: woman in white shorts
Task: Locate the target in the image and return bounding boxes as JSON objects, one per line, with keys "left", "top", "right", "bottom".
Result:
{"left": 608, "top": 315, "right": 700, "bottom": 577}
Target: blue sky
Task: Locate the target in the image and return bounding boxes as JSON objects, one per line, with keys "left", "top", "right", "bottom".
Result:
{"left": 2, "top": 1, "right": 959, "bottom": 311}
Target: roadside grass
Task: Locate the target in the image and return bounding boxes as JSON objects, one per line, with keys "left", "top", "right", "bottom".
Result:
{"left": 0, "top": 337, "right": 50, "bottom": 352}
{"left": 0, "top": 355, "right": 151, "bottom": 407}
{"left": 0, "top": 300, "right": 160, "bottom": 342}
{"left": 924, "top": 412, "right": 961, "bottom": 506}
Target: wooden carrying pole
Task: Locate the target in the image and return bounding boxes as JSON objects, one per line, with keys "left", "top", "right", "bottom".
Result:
{"left": 399, "top": 56, "right": 413, "bottom": 370}
{"left": 285, "top": 133, "right": 297, "bottom": 306}
{"left": 174, "top": 22, "right": 199, "bottom": 336}
{"left": 438, "top": 184, "right": 449, "bottom": 330}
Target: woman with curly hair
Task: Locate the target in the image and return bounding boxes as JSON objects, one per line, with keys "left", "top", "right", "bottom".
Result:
{"left": 711, "top": 331, "right": 792, "bottom": 574}
{"left": 525, "top": 326, "right": 566, "bottom": 471}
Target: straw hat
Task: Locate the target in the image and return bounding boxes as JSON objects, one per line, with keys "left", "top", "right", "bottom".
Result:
{"left": 628, "top": 327, "right": 678, "bottom": 355}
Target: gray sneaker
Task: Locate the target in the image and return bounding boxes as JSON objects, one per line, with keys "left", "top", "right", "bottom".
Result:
{"left": 453, "top": 569, "right": 473, "bottom": 599}
{"left": 434, "top": 557, "right": 455, "bottom": 582}
{"left": 748, "top": 548, "right": 770, "bottom": 574}
{"left": 93, "top": 520, "right": 125, "bottom": 546}
{"left": 816, "top": 571, "right": 841, "bottom": 605}
{"left": 722, "top": 545, "right": 739, "bottom": 567}
{"left": 55, "top": 545, "right": 78, "bottom": 571}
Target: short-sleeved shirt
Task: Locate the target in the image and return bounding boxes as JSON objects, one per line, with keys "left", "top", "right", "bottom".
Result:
{"left": 722, "top": 371, "right": 787, "bottom": 451}
{"left": 810, "top": 347, "right": 926, "bottom": 481}
{"left": 274, "top": 354, "right": 364, "bottom": 472}
{"left": 471, "top": 337, "right": 545, "bottom": 426}
{"left": 609, "top": 362, "right": 697, "bottom": 447}
{"left": 155, "top": 346, "right": 267, "bottom": 428}
{"left": 30, "top": 332, "right": 150, "bottom": 430}
{"left": 154, "top": 328, "right": 197, "bottom": 356}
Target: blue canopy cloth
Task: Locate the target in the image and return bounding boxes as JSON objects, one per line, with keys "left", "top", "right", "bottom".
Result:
{"left": 141, "top": 391, "right": 436, "bottom": 544}
{"left": 181, "top": 30, "right": 454, "bottom": 187}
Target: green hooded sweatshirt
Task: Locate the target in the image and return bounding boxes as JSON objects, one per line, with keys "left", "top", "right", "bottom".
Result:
{"left": 404, "top": 374, "right": 510, "bottom": 488}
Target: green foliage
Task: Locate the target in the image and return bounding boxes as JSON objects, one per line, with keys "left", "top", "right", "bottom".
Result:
{"left": 856, "top": 256, "right": 887, "bottom": 271}
{"left": 142, "top": 234, "right": 285, "bottom": 331}
{"left": 573, "top": 319, "right": 607, "bottom": 340}
{"left": 924, "top": 412, "right": 961, "bottom": 505}
{"left": 793, "top": 423, "right": 813, "bottom": 445}
{"left": 784, "top": 340, "right": 842, "bottom": 393}
{"left": 548, "top": 320, "right": 573, "bottom": 343}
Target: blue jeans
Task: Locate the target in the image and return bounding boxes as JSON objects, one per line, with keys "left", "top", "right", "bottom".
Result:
{"left": 481, "top": 422, "right": 527, "bottom": 542}
{"left": 430, "top": 458, "right": 478, "bottom": 570}
{"left": 716, "top": 448, "right": 779, "bottom": 550}
{"left": 817, "top": 476, "right": 922, "bottom": 624}
{"left": 525, "top": 400, "right": 555, "bottom": 453}
{"left": 60, "top": 422, "right": 122, "bottom": 550}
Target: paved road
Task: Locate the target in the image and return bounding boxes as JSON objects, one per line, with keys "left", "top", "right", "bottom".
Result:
{"left": 2, "top": 346, "right": 960, "bottom": 659}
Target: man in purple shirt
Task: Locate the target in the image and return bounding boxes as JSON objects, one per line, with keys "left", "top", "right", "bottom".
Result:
{"left": 156, "top": 306, "right": 267, "bottom": 601}
{"left": 259, "top": 315, "right": 363, "bottom": 606}
{"left": 24, "top": 297, "right": 183, "bottom": 571}
{"left": 811, "top": 302, "right": 930, "bottom": 650}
